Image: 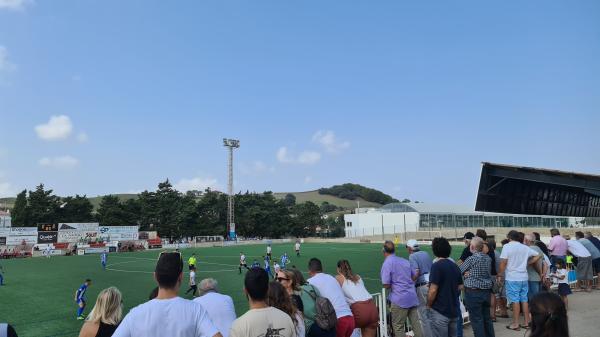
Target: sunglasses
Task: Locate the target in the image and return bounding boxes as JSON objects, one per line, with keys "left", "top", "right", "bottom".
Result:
{"left": 277, "top": 277, "right": 290, "bottom": 282}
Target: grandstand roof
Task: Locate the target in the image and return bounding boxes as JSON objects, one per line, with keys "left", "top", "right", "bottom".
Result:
{"left": 475, "top": 162, "right": 600, "bottom": 217}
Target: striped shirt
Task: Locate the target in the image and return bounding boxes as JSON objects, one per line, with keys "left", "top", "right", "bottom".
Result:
{"left": 460, "top": 252, "right": 492, "bottom": 290}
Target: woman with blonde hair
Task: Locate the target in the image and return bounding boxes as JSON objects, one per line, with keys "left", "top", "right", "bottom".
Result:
{"left": 78, "top": 287, "right": 122, "bottom": 337}
{"left": 336, "top": 260, "right": 378, "bottom": 337}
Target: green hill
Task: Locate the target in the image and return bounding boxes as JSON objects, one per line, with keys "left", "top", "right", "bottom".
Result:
{"left": 273, "top": 190, "right": 382, "bottom": 209}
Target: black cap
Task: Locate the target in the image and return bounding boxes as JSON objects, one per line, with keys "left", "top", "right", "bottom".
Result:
{"left": 464, "top": 232, "right": 475, "bottom": 240}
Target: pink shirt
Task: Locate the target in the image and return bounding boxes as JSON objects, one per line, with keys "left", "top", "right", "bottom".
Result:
{"left": 548, "top": 235, "right": 568, "bottom": 256}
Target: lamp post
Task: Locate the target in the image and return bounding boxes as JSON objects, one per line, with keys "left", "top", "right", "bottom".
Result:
{"left": 223, "top": 138, "right": 240, "bottom": 240}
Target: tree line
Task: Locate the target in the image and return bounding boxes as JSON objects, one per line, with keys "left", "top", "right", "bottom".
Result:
{"left": 10, "top": 181, "right": 346, "bottom": 239}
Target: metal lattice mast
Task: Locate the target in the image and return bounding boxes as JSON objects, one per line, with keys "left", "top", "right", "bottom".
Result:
{"left": 223, "top": 138, "right": 240, "bottom": 239}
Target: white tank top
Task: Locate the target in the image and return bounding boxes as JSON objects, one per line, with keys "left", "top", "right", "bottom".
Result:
{"left": 341, "top": 277, "right": 372, "bottom": 304}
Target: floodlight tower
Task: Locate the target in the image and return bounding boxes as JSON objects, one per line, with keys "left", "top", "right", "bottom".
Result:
{"left": 223, "top": 138, "right": 240, "bottom": 239}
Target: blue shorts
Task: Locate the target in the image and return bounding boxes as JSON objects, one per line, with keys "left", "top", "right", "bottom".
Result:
{"left": 77, "top": 298, "right": 86, "bottom": 305}
{"left": 505, "top": 280, "right": 528, "bottom": 303}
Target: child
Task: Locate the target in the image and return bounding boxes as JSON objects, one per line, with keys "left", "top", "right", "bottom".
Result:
{"left": 551, "top": 259, "right": 571, "bottom": 310}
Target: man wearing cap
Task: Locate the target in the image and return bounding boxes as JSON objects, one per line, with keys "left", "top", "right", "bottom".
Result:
{"left": 113, "top": 252, "right": 222, "bottom": 337}
{"left": 406, "top": 239, "right": 433, "bottom": 336}
{"left": 458, "top": 232, "right": 475, "bottom": 265}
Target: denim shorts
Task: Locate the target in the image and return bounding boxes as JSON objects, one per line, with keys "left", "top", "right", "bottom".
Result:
{"left": 505, "top": 280, "right": 528, "bottom": 303}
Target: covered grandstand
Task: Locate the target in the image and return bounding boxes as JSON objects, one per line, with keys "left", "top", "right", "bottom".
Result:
{"left": 343, "top": 202, "right": 582, "bottom": 238}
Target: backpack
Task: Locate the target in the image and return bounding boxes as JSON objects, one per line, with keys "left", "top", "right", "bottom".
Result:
{"left": 303, "top": 284, "right": 337, "bottom": 330}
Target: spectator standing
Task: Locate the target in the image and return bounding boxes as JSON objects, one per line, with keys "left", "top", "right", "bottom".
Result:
{"left": 406, "top": 239, "right": 433, "bottom": 336}
{"left": 575, "top": 231, "right": 600, "bottom": 289}
{"left": 193, "top": 279, "right": 237, "bottom": 337}
{"left": 532, "top": 232, "right": 550, "bottom": 257}
{"left": 460, "top": 237, "right": 495, "bottom": 337}
{"left": 380, "top": 241, "right": 423, "bottom": 337}
{"left": 277, "top": 269, "right": 305, "bottom": 313}
{"left": 566, "top": 237, "right": 593, "bottom": 292}
{"left": 498, "top": 230, "right": 541, "bottom": 331}
{"left": 112, "top": 252, "right": 221, "bottom": 337}
{"left": 428, "top": 237, "right": 463, "bottom": 337}
{"left": 584, "top": 232, "right": 600, "bottom": 282}
{"left": 308, "top": 258, "right": 355, "bottom": 337}
{"left": 528, "top": 292, "right": 569, "bottom": 337}
{"left": 268, "top": 281, "right": 305, "bottom": 337}
{"left": 475, "top": 229, "right": 497, "bottom": 323}
{"left": 336, "top": 260, "right": 378, "bottom": 337}
{"left": 550, "top": 260, "right": 571, "bottom": 310}
{"left": 0, "top": 324, "right": 17, "bottom": 337}
{"left": 290, "top": 269, "right": 334, "bottom": 337}
{"left": 230, "top": 268, "right": 295, "bottom": 337}
{"left": 78, "top": 287, "right": 122, "bottom": 337}
{"left": 524, "top": 234, "right": 547, "bottom": 301}
{"left": 548, "top": 229, "right": 568, "bottom": 270}
{"left": 458, "top": 232, "right": 475, "bottom": 265}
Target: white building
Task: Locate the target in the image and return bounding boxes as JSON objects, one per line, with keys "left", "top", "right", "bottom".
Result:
{"left": 343, "top": 202, "right": 581, "bottom": 238}
{"left": 0, "top": 210, "right": 11, "bottom": 228}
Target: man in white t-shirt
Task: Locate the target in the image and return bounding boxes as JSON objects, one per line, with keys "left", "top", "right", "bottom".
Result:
{"left": 566, "top": 237, "right": 593, "bottom": 291}
{"left": 498, "top": 230, "right": 541, "bottom": 331}
{"left": 194, "top": 278, "right": 237, "bottom": 337}
{"left": 229, "top": 268, "right": 294, "bottom": 337}
{"left": 113, "top": 252, "right": 222, "bottom": 337}
{"left": 307, "top": 258, "right": 355, "bottom": 337}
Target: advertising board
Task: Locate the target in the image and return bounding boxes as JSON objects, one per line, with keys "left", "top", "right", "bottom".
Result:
{"left": 10, "top": 227, "right": 38, "bottom": 236}
{"left": 7, "top": 235, "right": 38, "bottom": 245}
{"left": 37, "top": 231, "right": 58, "bottom": 243}
{"left": 58, "top": 223, "right": 99, "bottom": 231}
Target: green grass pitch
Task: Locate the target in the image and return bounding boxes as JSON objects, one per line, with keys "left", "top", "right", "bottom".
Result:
{"left": 0, "top": 242, "right": 462, "bottom": 337}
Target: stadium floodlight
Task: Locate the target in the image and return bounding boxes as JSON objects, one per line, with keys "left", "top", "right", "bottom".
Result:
{"left": 223, "top": 138, "right": 240, "bottom": 240}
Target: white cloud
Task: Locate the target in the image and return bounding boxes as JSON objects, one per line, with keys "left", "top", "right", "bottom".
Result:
{"left": 0, "top": 0, "right": 32, "bottom": 11}
{"left": 0, "top": 181, "right": 15, "bottom": 197}
{"left": 312, "top": 130, "right": 350, "bottom": 154}
{"left": 276, "top": 147, "right": 321, "bottom": 165}
{"left": 0, "top": 46, "right": 16, "bottom": 73}
{"left": 174, "top": 176, "right": 219, "bottom": 193}
{"left": 277, "top": 147, "right": 294, "bottom": 163}
{"left": 35, "top": 115, "right": 73, "bottom": 141}
{"left": 38, "top": 155, "right": 79, "bottom": 169}
{"left": 77, "top": 132, "right": 88, "bottom": 143}
{"left": 304, "top": 176, "right": 313, "bottom": 184}
{"left": 297, "top": 151, "right": 321, "bottom": 165}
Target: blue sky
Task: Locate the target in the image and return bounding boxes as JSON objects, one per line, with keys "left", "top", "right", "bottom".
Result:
{"left": 0, "top": 0, "right": 599, "bottom": 205}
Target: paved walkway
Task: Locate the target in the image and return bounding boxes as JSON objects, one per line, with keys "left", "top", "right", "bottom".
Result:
{"left": 463, "top": 290, "right": 600, "bottom": 337}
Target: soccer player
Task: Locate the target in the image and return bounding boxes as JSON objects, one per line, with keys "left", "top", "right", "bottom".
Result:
{"left": 0, "top": 263, "right": 4, "bottom": 286}
{"left": 294, "top": 241, "right": 301, "bottom": 257}
{"left": 188, "top": 253, "right": 197, "bottom": 271}
{"left": 239, "top": 252, "right": 248, "bottom": 274}
{"left": 251, "top": 259, "right": 260, "bottom": 269}
{"left": 75, "top": 279, "right": 91, "bottom": 320}
{"left": 280, "top": 252, "right": 289, "bottom": 270}
{"left": 263, "top": 256, "right": 273, "bottom": 278}
{"left": 101, "top": 252, "right": 108, "bottom": 270}
{"left": 185, "top": 266, "right": 197, "bottom": 297}
{"left": 266, "top": 244, "right": 272, "bottom": 260}
{"left": 44, "top": 245, "right": 52, "bottom": 258}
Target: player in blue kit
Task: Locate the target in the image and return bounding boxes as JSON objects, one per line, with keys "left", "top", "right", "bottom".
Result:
{"left": 74, "top": 279, "right": 91, "bottom": 320}
{"left": 101, "top": 252, "right": 107, "bottom": 270}
{"left": 280, "top": 252, "right": 289, "bottom": 269}
{"left": 263, "top": 256, "right": 273, "bottom": 278}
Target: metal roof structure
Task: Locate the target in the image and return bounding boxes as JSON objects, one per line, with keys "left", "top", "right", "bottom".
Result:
{"left": 475, "top": 162, "right": 600, "bottom": 217}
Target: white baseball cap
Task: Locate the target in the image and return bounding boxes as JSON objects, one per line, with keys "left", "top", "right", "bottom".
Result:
{"left": 406, "top": 239, "right": 419, "bottom": 248}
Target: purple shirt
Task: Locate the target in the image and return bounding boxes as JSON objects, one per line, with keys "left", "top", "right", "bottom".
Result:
{"left": 548, "top": 235, "right": 568, "bottom": 256}
{"left": 381, "top": 254, "right": 419, "bottom": 308}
